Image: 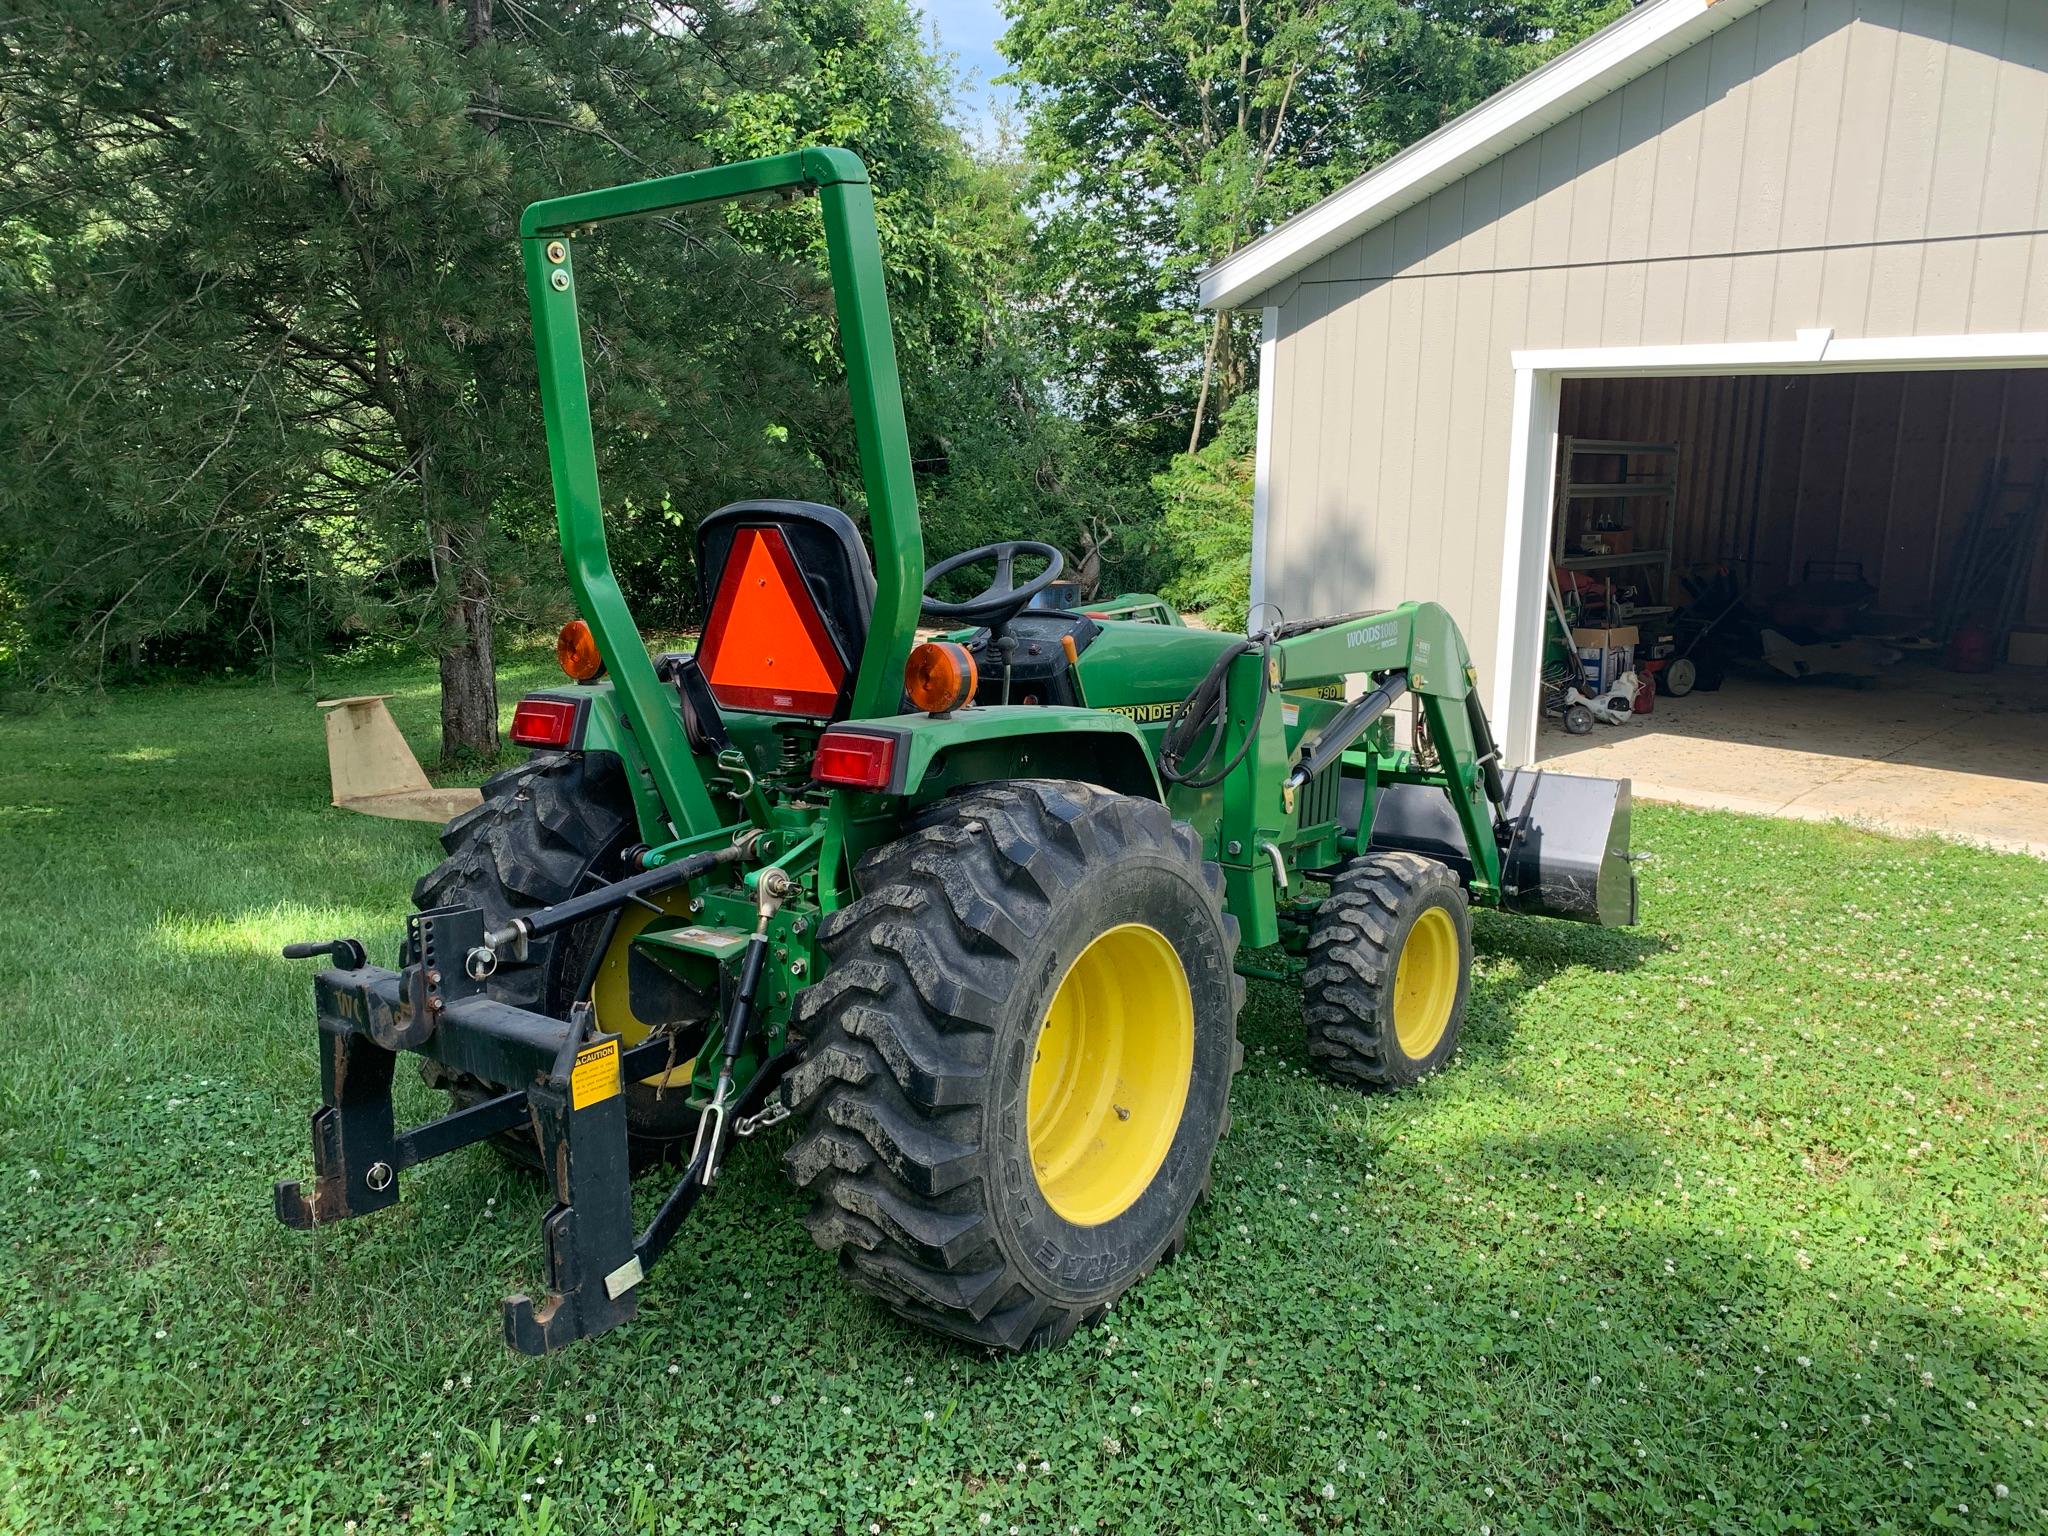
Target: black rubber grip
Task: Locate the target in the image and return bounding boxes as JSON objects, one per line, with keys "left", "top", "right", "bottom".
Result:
{"left": 280, "top": 938, "right": 368, "bottom": 968}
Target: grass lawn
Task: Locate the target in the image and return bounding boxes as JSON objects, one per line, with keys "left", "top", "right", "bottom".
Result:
{"left": 2, "top": 652, "right": 2044, "bottom": 1535}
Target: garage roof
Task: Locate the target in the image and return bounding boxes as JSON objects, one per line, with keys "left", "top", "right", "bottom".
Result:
{"left": 1199, "top": 0, "right": 1775, "bottom": 311}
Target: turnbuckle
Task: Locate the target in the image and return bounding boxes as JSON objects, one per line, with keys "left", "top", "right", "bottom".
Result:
{"left": 694, "top": 867, "right": 793, "bottom": 1186}
{"left": 688, "top": 1083, "right": 728, "bottom": 1179}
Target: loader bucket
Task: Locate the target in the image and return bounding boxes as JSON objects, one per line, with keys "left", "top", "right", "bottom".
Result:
{"left": 1354, "top": 769, "right": 1637, "bottom": 927}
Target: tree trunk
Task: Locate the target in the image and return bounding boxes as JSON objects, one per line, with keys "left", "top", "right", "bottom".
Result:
{"left": 438, "top": 553, "right": 499, "bottom": 762}
{"left": 1188, "top": 310, "right": 1229, "bottom": 452}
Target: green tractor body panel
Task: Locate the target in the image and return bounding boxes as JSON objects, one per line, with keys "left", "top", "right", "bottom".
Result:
{"left": 832, "top": 705, "right": 1165, "bottom": 804}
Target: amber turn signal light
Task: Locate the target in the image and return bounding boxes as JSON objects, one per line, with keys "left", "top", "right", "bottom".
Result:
{"left": 556, "top": 618, "right": 604, "bottom": 682}
{"left": 903, "top": 640, "right": 976, "bottom": 715}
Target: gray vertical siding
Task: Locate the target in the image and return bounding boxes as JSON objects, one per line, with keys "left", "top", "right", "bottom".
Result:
{"left": 1260, "top": 0, "right": 2048, "bottom": 691}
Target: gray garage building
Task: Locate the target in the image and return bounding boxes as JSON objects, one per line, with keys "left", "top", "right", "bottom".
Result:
{"left": 1201, "top": 0, "right": 2048, "bottom": 784}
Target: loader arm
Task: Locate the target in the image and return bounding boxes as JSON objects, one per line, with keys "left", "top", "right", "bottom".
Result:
{"left": 1270, "top": 602, "right": 1506, "bottom": 899}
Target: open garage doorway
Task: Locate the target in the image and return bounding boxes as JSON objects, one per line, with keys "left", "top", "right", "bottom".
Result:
{"left": 1527, "top": 363, "right": 2048, "bottom": 857}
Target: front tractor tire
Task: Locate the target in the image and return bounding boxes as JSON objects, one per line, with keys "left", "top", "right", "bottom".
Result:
{"left": 1303, "top": 851, "right": 1472, "bottom": 1089}
{"left": 783, "top": 780, "right": 1243, "bottom": 1351}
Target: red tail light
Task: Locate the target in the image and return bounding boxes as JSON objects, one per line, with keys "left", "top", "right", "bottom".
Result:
{"left": 510, "top": 697, "right": 579, "bottom": 749}
{"left": 812, "top": 728, "right": 897, "bottom": 789}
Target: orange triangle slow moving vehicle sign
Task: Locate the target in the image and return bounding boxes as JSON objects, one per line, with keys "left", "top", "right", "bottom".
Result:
{"left": 696, "top": 526, "right": 849, "bottom": 717}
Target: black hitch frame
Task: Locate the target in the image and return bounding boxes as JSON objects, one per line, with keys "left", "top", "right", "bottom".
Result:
{"left": 274, "top": 901, "right": 788, "bottom": 1354}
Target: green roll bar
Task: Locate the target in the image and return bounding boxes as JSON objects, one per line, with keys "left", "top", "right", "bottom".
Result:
{"left": 519, "top": 148, "right": 923, "bottom": 834}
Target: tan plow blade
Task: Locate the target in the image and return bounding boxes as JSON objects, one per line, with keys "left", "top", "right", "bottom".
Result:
{"left": 318, "top": 696, "right": 484, "bottom": 824}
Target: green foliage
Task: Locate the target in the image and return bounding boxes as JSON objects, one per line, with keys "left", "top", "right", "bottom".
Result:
{"left": 1000, "top": 0, "right": 1631, "bottom": 454}
{"left": 1155, "top": 391, "right": 1256, "bottom": 629}
{"left": 3, "top": 667, "right": 2046, "bottom": 1530}
{"left": 0, "top": 0, "right": 1049, "bottom": 713}
{"left": 0, "top": 1, "right": 811, "bottom": 705}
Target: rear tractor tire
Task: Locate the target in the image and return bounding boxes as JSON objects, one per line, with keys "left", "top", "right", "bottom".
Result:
{"left": 412, "top": 751, "right": 709, "bottom": 1169}
{"left": 1303, "top": 852, "right": 1472, "bottom": 1089}
{"left": 783, "top": 780, "right": 1243, "bottom": 1350}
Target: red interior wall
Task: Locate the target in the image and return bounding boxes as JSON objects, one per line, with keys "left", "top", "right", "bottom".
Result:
{"left": 1559, "top": 369, "right": 2048, "bottom": 627}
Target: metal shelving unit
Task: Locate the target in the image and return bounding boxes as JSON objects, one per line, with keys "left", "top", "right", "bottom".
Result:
{"left": 1552, "top": 437, "right": 1679, "bottom": 616}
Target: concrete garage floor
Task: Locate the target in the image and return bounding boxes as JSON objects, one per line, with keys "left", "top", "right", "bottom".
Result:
{"left": 1535, "top": 660, "right": 2048, "bottom": 858}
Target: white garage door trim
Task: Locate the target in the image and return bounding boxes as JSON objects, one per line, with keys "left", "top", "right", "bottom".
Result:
{"left": 1248, "top": 303, "right": 1280, "bottom": 618}
{"left": 1494, "top": 329, "right": 2048, "bottom": 768}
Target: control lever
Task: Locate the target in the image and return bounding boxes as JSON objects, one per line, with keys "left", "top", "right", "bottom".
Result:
{"left": 280, "top": 937, "right": 369, "bottom": 969}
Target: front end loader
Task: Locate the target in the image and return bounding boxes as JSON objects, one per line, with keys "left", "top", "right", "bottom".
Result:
{"left": 275, "top": 148, "right": 1638, "bottom": 1354}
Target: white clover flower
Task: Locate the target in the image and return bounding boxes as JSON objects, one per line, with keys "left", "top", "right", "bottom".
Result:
{"left": 1321, "top": 1483, "right": 1336, "bottom": 1499}
{"left": 584, "top": 1412, "right": 596, "bottom": 1424}
{"left": 923, "top": 1410, "right": 935, "bottom": 1422}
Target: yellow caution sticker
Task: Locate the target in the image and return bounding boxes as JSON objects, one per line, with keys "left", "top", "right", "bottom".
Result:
{"left": 570, "top": 1039, "right": 622, "bottom": 1110}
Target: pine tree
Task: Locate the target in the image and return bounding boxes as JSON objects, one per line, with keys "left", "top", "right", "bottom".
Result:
{"left": 1, "top": 1, "right": 822, "bottom": 755}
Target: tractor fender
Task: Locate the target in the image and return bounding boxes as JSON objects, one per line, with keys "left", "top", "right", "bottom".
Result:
{"left": 506, "top": 682, "right": 673, "bottom": 843}
{"left": 845, "top": 707, "right": 1165, "bottom": 803}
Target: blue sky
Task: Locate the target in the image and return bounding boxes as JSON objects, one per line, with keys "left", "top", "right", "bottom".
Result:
{"left": 918, "top": 0, "right": 1018, "bottom": 145}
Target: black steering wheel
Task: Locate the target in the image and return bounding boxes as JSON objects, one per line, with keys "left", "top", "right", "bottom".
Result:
{"left": 920, "top": 540, "right": 1065, "bottom": 628}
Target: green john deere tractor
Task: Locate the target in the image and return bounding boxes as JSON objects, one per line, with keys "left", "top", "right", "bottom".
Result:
{"left": 276, "top": 148, "right": 1637, "bottom": 1354}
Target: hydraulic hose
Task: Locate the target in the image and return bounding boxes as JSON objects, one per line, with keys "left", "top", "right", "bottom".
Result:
{"left": 1159, "top": 630, "right": 1275, "bottom": 790}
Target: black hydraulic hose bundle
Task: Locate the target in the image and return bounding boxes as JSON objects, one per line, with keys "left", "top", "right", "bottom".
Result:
{"left": 1158, "top": 630, "right": 1276, "bottom": 789}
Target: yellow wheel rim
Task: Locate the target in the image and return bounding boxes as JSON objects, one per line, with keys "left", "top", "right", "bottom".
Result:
{"left": 1391, "top": 906, "right": 1459, "bottom": 1060}
{"left": 1026, "top": 924, "right": 1195, "bottom": 1227}
{"left": 591, "top": 893, "right": 697, "bottom": 1088}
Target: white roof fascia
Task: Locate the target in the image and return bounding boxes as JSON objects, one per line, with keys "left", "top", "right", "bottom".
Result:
{"left": 1199, "top": 0, "right": 1774, "bottom": 310}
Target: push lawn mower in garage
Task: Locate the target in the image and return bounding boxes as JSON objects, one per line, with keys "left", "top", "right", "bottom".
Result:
{"left": 275, "top": 149, "right": 1639, "bottom": 1354}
